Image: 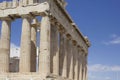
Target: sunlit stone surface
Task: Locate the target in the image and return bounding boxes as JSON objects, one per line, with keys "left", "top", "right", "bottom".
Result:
{"left": 0, "top": 0, "right": 90, "bottom": 80}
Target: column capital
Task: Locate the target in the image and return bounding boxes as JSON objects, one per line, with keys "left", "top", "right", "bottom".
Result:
{"left": 54, "top": 22, "right": 66, "bottom": 34}
{"left": 50, "top": 16, "right": 57, "bottom": 25}
{"left": 66, "top": 34, "right": 72, "bottom": 40}
{"left": 59, "top": 27, "right": 66, "bottom": 34}
{"left": 31, "top": 18, "right": 40, "bottom": 27}
{"left": 21, "top": 14, "right": 33, "bottom": 20}
{"left": 72, "top": 40, "right": 77, "bottom": 46}
{"left": 0, "top": 17, "right": 13, "bottom": 21}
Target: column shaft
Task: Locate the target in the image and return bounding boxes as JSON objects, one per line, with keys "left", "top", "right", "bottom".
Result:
{"left": 30, "top": 25, "right": 37, "bottom": 72}
{"left": 85, "top": 56, "right": 88, "bottom": 80}
{"left": 50, "top": 25, "right": 59, "bottom": 75}
{"left": 83, "top": 67, "right": 86, "bottom": 80}
{"left": 39, "top": 16, "right": 51, "bottom": 76}
{"left": 78, "top": 53, "right": 83, "bottom": 80}
{"left": 19, "top": 17, "right": 31, "bottom": 72}
{"left": 82, "top": 55, "right": 86, "bottom": 80}
{"left": 0, "top": 20, "right": 11, "bottom": 73}
{"left": 59, "top": 34, "right": 67, "bottom": 77}
{"left": 85, "top": 66, "right": 88, "bottom": 80}
{"left": 67, "top": 40, "right": 73, "bottom": 79}
{"left": 59, "top": 33, "right": 64, "bottom": 76}
{"left": 79, "top": 63, "right": 82, "bottom": 80}
{"left": 62, "top": 35, "right": 67, "bottom": 77}
{"left": 73, "top": 46, "right": 78, "bottom": 80}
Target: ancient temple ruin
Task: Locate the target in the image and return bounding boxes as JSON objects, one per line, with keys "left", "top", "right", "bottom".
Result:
{"left": 0, "top": 0, "right": 90, "bottom": 80}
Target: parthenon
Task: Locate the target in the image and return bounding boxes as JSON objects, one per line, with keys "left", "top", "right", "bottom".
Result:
{"left": 0, "top": 0, "right": 90, "bottom": 80}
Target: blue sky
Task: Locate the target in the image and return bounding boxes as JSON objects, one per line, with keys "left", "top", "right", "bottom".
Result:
{"left": 0, "top": 0, "right": 120, "bottom": 80}
{"left": 66, "top": 0, "right": 120, "bottom": 80}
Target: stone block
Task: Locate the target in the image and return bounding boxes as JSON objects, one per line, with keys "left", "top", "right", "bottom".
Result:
{"left": 19, "top": 0, "right": 23, "bottom": 6}
{"left": 22, "top": 0, "right": 28, "bottom": 6}
{"left": 1, "top": 1, "right": 7, "bottom": 9}
{"left": 28, "top": 0, "right": 38, "bottom": 5}
{"left": 12, "top": 0, "right": 19, "bottom": 8}
{"left": 7, "top": 2, "right": 12, "bottom": 9}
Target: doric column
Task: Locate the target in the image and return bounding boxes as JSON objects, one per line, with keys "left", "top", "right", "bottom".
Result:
{"left": 59, "top": 33, "right": 67, "bottom": 77}
{"left": 85, "top": 66, "right": 88, "bottom": 80}
{"left": 73, "top": 42, "right": 78, "bottom": 80}
{"left": 59, "top": 33, "right": 64, "bottom": 76}
{"left": 67, "top": 40, "right": 73, "bottom": 79}
{"left": 79, "top": 62, "right": 83, "bottom": 80}
{"left": 83, "top": 67, "right": 86, "bottom": 80}
{"left": 82, "top": 54, "right": 86, "bottom": 80}
{"left": 62, "top": 35, "right": 67, "bottom": 77}
{"left": 0, "top": 19, "right": 11, "bottom": 73}
{"left": 39, "top": 16, "right": 51, "bottom": 76}
{"left": 30, "top": 19, "right": 37, "bottom": 72}
{"left": 19, "top": 15, "right": 31, "bottom": 72}
{"left": 85, "top": 56, "right": 88, "bottom": 80}
{"left": 78, "top": 50, "right": 83, "bottom": 80}
{"left": 50, "top": 24, "right": 59, "bottom": 75}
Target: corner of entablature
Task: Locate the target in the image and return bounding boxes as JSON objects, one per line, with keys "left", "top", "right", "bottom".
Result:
{"left": 84, "top": 36, "right": 91, "bottom": 47}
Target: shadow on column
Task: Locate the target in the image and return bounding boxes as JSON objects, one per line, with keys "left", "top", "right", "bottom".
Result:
{"left": 59, "top": 33, "right": 65, "bottom": 76}
{"left": 30, "top": 41, "right": 36, "bottom": 72}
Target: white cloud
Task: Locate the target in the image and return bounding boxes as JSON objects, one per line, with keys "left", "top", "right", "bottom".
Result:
{"left": 111, "top": 34, "right": 118, "bottom": 38}
{"left": 109, "top": 37, "right": 120, "bottom": 44}
{"left": 105, "top": 77, "right": 111, "bottom": 80}
{"left": 103, "top": 34, "right": 120, "bottom": 45}
{"left": 88, "top": 72, "right": 112, "bottom": 80}
{"left": 10, "top": 43, "right": 20, "bottom": 57}
{"left": 89, "top": 64, "right": 120, "bottom": 72}
{"left": 88, "top": 73, "right": 97, "bottom": 79}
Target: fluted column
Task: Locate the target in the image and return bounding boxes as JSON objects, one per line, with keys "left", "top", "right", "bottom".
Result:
{"left": 79, "top": 63, "right": 83, "bottom": 80}
{"left": 39, "top": 16, "right": 51, "bottom": 76}
{"left": 19, "top": 16, "right": 31, "bottom": 72}
{"left": 78, "top": 51, "right": 83, "bottom": 80}
{"left": 62, "top": 35, "right": 67, "bottom": 77}
{"left": 85, "top": 66, "right": 88, "bottom": 80}
{"left": 73, "top": 43, "right": 78, "bottom": 80}
{"left": 67, "top": 40, "right": 73, "bottom": 79}
{"left": 82, "top": 54, "right": 86, "bottom": 80}
{"left": 83, "top": 67, "right": 86, "bottom": 80}
{"left": 59, "top": 33, "right": 64, "bottom": 76}
{"left": 30, "top": 19, "right": 37, "bottom": 72}
{"left": 50, "top": 24, "right": 59, "bottom": 75}
{"left": 85, "top": 56, "right": 88, "bottom": 80}
{"left": 59, "top": 33, "right": 67, "bottom": 77}
{"left": 0, "top": 19, "right": 11, "bottom": 73}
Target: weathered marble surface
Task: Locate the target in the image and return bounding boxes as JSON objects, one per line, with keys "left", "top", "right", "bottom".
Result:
{"left": 0, "top": 0, "right": 90, "bottom": 80}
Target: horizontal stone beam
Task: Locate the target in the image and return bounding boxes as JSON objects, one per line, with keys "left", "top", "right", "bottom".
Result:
{"left": 50, "top": 0, "right": 88, "bottom": 53}
{"left": 0, "top": 0, "right": 40, "bottom": 9}
{"left": 0, "top": 2, "right": 49, "bottom": 19}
